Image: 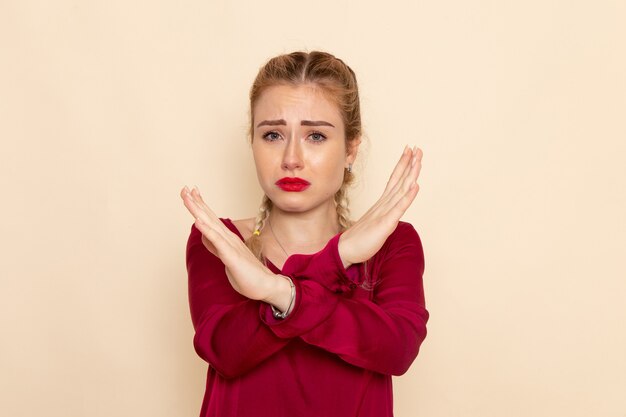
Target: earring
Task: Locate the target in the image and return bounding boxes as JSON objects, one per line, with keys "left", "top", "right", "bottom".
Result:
{"left": 347, "top": 164, "right": 352, "bottom": 173}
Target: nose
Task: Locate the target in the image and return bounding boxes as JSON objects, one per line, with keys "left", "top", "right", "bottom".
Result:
{"left": 281, "top": 138, "right": 303, "bottom": 171}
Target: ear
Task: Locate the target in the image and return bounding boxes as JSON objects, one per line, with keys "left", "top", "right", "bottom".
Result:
{"left": 345, "top": 136, "right": 361, "bottom": 166}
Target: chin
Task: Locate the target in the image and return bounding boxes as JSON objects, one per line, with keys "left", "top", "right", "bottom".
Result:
{"left": 270, "top": 196, "right": 311, "bottom": 212}
{"left": 264, "top": 191, "right": 316, "bottom": 213}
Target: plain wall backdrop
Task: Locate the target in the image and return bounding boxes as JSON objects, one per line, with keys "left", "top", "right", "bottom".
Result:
{"left": 1, "top": 1, "right": 625, "bottom": 416}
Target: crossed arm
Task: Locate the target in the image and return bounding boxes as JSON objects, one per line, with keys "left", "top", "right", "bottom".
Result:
{"left": 183, "top": 146, "right": 426, "bottom": 378}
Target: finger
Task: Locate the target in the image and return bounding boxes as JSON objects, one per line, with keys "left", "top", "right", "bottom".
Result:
{"left": 181, "top": 190, "right": 210, "bottom": 223}
{"left": 362, "top": 158, "right": 414, "bottom": 220}
{"left": 390, "top": 153, "right": 421, "bottom": 206}
{"left": 190, "top": 187, "right": 221, "bottom": 223}
{"left": 389, "top": 146, "right": 422, "bottom": 199}
{"left": 383, "top": 145, "right": 412, "bottom": 194}
{"left": 184, "top": 187, "right": 225, "bottom": 232}
{"left": 352, "top": 148, "right": 423, "bottom": 229}
{"left": 383, "top": 147, "right": 415, "bottom": 195}
{"left": 194, "top": 217, "right": 226, "bottom": 252}
{"left": 375, "top": 148, "right": 422, "bottom": 215}
{"left": 411, "top": 147, "right": 423, "bottom": 181}
{"left": 190, "top": 187, "right": 243, "bottom": 243}
{"left": 182, "top": 194, "right": 225, "bottom": 241}
{"left": 180, "top": 186, "right": 197, "bottom": 209}
{"left": 404, "top": 148, "right": 423, "bottom": 188}
{"left": 414, "top": 147, "right": 423, "bottom": 162}
{"left": 201, "top": 235, "right": 218, "bottom": 257}
{"left": 182, "top": 188, "right": 240, "bottom": 258}
{"left": 382, "top": 146, "right": 412, "bottom": 195}
{"left": 367, "top": 146, "right": 420, "bottom": 216}
{"left": 189, "top": 187, "right": 252, "bottom": 254}
{"left": 375, "top": 181, "right": 420, "bottom": 228}
{"left": 387, "top": 182, "right": 420, "bottom": 220}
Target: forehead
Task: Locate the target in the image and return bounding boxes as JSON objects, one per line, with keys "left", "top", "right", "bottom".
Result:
{"left": 253, "top": 84, "right": 343, "bottom": 126}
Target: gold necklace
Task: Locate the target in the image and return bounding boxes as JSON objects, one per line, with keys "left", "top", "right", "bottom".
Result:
{"left": 267, "top": 217, "right": 289, "bottom": 257}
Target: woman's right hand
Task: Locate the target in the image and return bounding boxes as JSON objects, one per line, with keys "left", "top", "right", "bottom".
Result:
{"left": 180, "top": 186, "right": 281, "bottom": 302}
{"left": 338, "top": 146, "right": 423, "bottom": 267}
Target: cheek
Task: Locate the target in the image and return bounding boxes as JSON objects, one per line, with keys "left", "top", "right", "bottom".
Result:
{"left": 252, "top": 148, "right": 270, "bottom": 181}
{"left": 310, "top": 150, "right": 345, "bottom": 172}
{"left": 311, "top": 153, "right": 346, "bottom": 188}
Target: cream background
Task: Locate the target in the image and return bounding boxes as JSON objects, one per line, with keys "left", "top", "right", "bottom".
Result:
{"left": 1, "top": 1, "right": 625, "bottom": 416}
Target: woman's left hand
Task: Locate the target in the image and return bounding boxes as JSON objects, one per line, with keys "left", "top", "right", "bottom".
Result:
{"left": 180, "top": 186, "right": 277, "bottom": 301}
{"left": 338, "top": 146, "right": 423, "bottom": 267}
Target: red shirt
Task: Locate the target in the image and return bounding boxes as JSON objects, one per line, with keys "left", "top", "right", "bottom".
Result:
{"left": 186, "top": 218, "right": 428, "bottom": 417}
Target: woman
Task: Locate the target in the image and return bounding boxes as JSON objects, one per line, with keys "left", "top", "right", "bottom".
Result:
{"left": 180, "top": 51, "right": 428, "bottom": 417}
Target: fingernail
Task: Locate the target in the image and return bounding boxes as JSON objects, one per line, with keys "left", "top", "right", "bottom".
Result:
{"left": 412, "top": 156, "right": 417, "bottom": 166}
{"left": 183, "top": 186, "right": 190, "bottom": 192}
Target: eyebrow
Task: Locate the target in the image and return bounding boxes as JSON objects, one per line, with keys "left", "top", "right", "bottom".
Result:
{"left": 256, "top": 119, "right": 335, "bottom": 128}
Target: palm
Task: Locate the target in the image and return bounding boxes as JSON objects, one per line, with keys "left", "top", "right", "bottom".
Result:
{"left": 339, "top": 146, "right": 422, "bottom": 266}
{"left": 181, "top": 186, "right": 273, "bottom": 301}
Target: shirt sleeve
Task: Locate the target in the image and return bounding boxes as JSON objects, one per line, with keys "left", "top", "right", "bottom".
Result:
{"left": 186, "top": 224, "right": 291, "bottom": 379}
{"left": 259, "top": 222, "right": 429, "bottom": 376}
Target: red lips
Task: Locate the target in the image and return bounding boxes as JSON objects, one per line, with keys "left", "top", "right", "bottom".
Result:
{"left": 275, "top": 177, "right": 311, "bottom": 192}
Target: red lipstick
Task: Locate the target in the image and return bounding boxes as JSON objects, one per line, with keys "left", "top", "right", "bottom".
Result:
{"left": 275, "top": 177, "right": 311, "bottom": 192}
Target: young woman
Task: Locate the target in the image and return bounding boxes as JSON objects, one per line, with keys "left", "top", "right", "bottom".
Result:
{"left": 180, "top": 51, "right": 428, "bottom": 417}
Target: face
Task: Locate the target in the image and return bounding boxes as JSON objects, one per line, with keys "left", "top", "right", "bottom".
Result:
{"left": 251, "top": 84, "right": 358, "bottom": 214}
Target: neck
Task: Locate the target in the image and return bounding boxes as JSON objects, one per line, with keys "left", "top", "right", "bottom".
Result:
{"left": 268, "top": 202, "right": 340, "bottom": 250}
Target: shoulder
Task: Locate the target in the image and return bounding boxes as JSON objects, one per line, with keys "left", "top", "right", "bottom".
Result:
{"left": 187, "top": 217, "right": 256, "bottom": 243}
{"left": 390, "top": 221, "right": 422, "bottom": 243}
{"left": 378, "top": 221, "right": 424, "bottom": 259}
{"left": 230, "top": 218, "right": 256, "bottom": 240}
{"left": 363, "top": 221, "right": 425, "bottom": 284}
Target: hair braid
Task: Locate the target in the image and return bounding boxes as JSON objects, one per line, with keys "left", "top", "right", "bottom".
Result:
{"left": 245, "top": 195, "right": 273, "bottom": 261}
{"left": 335, "top": 173, "right": 354, "bottom": 231}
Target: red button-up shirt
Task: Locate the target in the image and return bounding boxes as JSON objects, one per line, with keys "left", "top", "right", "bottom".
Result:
{"left": 186, "top": 218, "right": 428, "bottom": 417}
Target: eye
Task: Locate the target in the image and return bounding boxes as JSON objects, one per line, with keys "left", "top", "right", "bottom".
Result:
{"left": 308, "top": 131, "right": 327, "bottom": 143}
{"left": 262, "top": 131, "right": 282, "bottom": 142}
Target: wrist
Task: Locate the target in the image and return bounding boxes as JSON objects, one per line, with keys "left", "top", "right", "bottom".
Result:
{"left": 262, "top": 273, "right": 294, "bottom": 313}
{"left": 270, "top": 275, "right": 295, "bottom": 319}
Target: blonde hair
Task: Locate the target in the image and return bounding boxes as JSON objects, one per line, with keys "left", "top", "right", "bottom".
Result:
{"left": 245, "top": 51, "right": 362, "bottom": 260}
